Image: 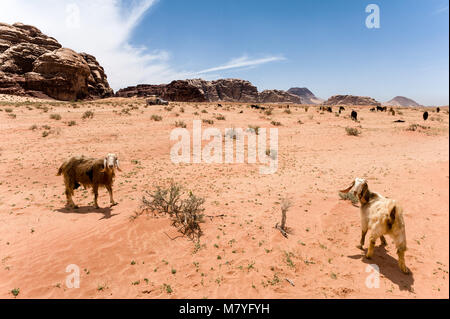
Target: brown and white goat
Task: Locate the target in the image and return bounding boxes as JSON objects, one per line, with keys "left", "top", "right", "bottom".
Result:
{"left": 340, "top": 178, "right": 408, "bottom": 273}
{"left": 57, "top": 154, "right": 121, "bottom": 209}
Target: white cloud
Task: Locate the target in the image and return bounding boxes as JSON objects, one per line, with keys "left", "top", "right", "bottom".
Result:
{"left": 0, "top": 0, "right": 283, "bottom": 90}
{"left": 197, "top": 55, "right": 285, "bottom": 74}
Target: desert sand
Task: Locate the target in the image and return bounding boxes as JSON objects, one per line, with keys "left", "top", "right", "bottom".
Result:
{"left": 0, "top": 95, "right": 448, "bottom": 299}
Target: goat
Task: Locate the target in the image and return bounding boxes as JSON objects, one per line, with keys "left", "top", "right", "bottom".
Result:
{"left": 327, "top": 106, "right": 333, "bottom": 113}
{"left": 423, "top": 111, "right": 429, "bottom": 121}
{"left": 389, "top": 107, "right": 396, "bottom": 116}
{"left": 351, "top": 110, "right": 358, "bottom": 121}
{"left": 339, "top": 106, "right": 345, "bottom": 114}
{"left": 340, "top": 178, "right": 408, "bottom": 273}
{"left": 57, "top": 154, "right": 122, "bottom": 209}
{"left": 436, "top": 107, "right": 440, "bottom": 113}
{"left": 377, "top": 106, "right": 387, "bottom": 112}
{"left": 370, "top": 107, "right": 376, "bottom": 112}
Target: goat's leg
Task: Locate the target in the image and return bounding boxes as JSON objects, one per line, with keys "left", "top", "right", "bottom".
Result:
{"left": 65, "top": 187, "right": 78, "bottom": 208}
{"left": 394, "top": 237, "right": 408, "bottom": 274}
{"left": 380, "top": 235, "right": 387, "bottom": 246}
{"left": 357, "top": 230, "right": 367, "bottom": 250}
{"left": 93, "top": 184, "right": 100, "bottom": 209}
{"left": 106, "top": 185, "right": 118, "bottom": 206}
{"left": 365, "top": 235, "right": 377, "bottom": 259}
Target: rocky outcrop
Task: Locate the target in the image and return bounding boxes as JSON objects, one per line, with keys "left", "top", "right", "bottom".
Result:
{"left": 258, "top": 90, "right": 301, "bottom": 103}
{"left": 0, "top": 22, "right": 113, "bottom": 100}
{"left": 116, "top": 79, "right": 310, "bottom": 104}
{"left": 287, "top": 87, "right": 323, "bottom": 105}
{"left": 385, "top": 96, "right": 421, "bottom": 107}
{"left": 324, "top": 95, "right": 381, "bottom": 106}
{"left": 116, "top": 79, "right": 260, "bottom": 103}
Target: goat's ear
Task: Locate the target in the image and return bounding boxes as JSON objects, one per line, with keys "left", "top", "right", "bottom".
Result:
{"left": 115, "top": 158, "right": 122, "bottom": 172}
{"left": 340, "top": 181, "right": 355, "bottom": 194}
{"left": 103, "top": 157, "right": 107, "bottom": 169}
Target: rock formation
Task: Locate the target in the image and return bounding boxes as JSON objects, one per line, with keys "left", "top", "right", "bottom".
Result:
{"left": 287, "top": 87, "right": 323, "bottom": 104}
{"left": 0, "top": 22, "right": 113, "bottom": 100}
{"left": 324, "top": 95, "right": 381, "bottom": 106}
{"left": 258, "top": 89, "right": 302, "bottom": 103}
{"left": 385, "top": 96, "right": 421, "bottom": 107}
{"left": 116, "top": 79, "right": 310, "bottom": 104}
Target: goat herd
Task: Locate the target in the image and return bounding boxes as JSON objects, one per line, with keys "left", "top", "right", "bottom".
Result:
{"left": 54, "top": 103, "right": 443, "bottom": 275}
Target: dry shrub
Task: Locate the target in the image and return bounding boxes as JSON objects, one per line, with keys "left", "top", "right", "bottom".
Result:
{"left": 141, "top": 183, "right": 205, "bottom": 240}
{"left": 82, "top": 110, "right": 94, "bottom": 119}
{"left": 345, "top": 127, "right": 361, "bottom": 136}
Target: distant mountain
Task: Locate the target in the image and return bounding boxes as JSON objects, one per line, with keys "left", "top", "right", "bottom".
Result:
{"left": 287, "top": 87, "right": 323, "bottom": 105}
{"left": 324, "top": 95, "right": 381, "bottom": 106}
{"left": 385, "top": 96, "right": 421, "bottom": 107}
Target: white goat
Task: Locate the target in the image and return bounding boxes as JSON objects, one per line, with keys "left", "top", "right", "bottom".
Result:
{"left": 340, "top": 178, "right": 408, "bottom": 273}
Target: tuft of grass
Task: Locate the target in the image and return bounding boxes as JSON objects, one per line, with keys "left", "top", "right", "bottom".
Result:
{"left": 50, "top": 113, "right": 61, "bottom": 120}
{"left": 271, "top": 121, "right": 282, "bottom": 126}
{"left": 345, "top": 127, "right": 361, "bottom": 136}
{"left": 67, "top": 120, "right": 77, "bottom": 126}
{"left": 338, "top": 191, "right": 359, "bottom": 205}
{"left": 82, "top": 110, "right": 94, "bottom": 120}
{"left": 175, "top": 120, "right": 187, "bottom": 128}
{"left": 151, "top": 114, "right": 163, "bottom": 121}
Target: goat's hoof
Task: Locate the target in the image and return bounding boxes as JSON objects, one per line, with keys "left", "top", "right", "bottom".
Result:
{"left": 110, "top": 202, "right": 118, "bottom": 207}
{"left": 399, "top": 265, "right": 409, "bottom": 274}
{"left": 94, "top": 205, "right": 100, "bottom": 209}
{"left": 356, "top": 245, "right": 364, "bottom": 250}
{"left": 365, "top": 254, "right": 372, "bottom": 259}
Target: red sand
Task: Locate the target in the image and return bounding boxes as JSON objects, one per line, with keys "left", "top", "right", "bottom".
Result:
{"left": 0, "top": 97, "right": 448, "bottom": 298}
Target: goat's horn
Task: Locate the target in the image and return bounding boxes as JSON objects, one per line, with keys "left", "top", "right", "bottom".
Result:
{"left": 339, "top": 181, "right": 355, "bottom": 194}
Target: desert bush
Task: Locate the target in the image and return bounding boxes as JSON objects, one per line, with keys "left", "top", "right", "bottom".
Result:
{"left": 42, "top": 131, "right": 50, "bottom": 138}
{"left": 5, "top": 108, "right": 13, "bottom": 113}
{"left": 82, "top": 110, "right": 94, "bottom": 119}
{"left": 202, "top": 119, "right": 214, "bottom": 125}
{"left": 215, "top": 114, "right": 226, "bottom": 121}
{"left": 248, "top": 125, "right": 260, "bottom": 135}
{"left": 151, "top": 115, "right": 163, "bottom": 121}
{"left": 30, "top": 124, "right": 38, "bottom": 130}
{"left": 50, "top": 113, "right": 62, "bottom": 120}
{"left": 265, "top": 108, "right": 273, "bottom": 116}
{"left": 406, "top": 124, "right": 429, "bottom": 131}
{"left": 141, "top": 183, "right": 205, "bottom": 240}
{"left": 284, "top": 109, "right": 292, "bottom": 114}
{"left": 8, "top": 113, "right": 16, "bottom": 119}
{"left": 175, "top": 120, "right": 187, "bottom": 128}
{"left": 271, "top": 121, "right": 282, "bottom": 126}
{"left": 345, "top": 127, "right": 361, "bottom": 136}
{"left": 67, "top": 120, "right": 77, "bottom": 126}
{"left": 339, "top": 191, "right": 359, "bottom": 205}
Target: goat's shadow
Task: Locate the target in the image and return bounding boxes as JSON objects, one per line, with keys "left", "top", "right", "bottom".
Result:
{"left": 348, "top": 245, "right": 414, "bottom": 292}
{"left": 55, "top": 205, "right": 119, "bottom": 220}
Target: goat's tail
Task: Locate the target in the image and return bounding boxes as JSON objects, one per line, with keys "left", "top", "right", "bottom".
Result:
{"left": 386, "top": 201, "right": 399, "bottom": 230}
{"left": 56, "top": 162, "right": 66, "bottom": 176}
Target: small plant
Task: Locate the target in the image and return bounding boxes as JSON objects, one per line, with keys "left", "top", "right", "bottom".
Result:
{"left": 248, "top": 125, "right": 260, "bottom": 135}
{"left": 338, "top": 191, "right": 359, "bottom": 205}
{"left": 50, "top": 113, "right": 61, "bottom": 120}
{"left": 276, "top": 197, "right": 292, "bottom": 238}
{"left": 42, "top": 131, "right": 50, "bottom": 138}
{"left": 11, "top": 288, "right": 20, "bottom": 297}
{"left": 215, "top": 114, "right": 226, "bottom": 121}
{"left": 202, "top": 119, "right": 214, "bottom": 125}
{"left": 175, "top": 121, "right": 187, "bottom": 128}
{"left": 163, "top": 283, "right": 173, "bottom": 294}
{"left": 265, "top": 108, "right": 273, "bottom": 116}
{"left": 271, "top": 121, "right": 282, "bottom": 126}
{"left": 345, "top": 127, "right": 361, "bottom": 136}
{"left": 141, "top": 182, "right": 205, "bottom": 240}
{"left": 67, "top": 120, "right": 77, "bottom": 126}
{"left": 30, "top": 124, "right": 38, "bottom": 130}
{"left": 82, "top": 110, "right": 94, "bottom": 119}
{"left": 151, "top": 114, "right": 163, "bottom": 121}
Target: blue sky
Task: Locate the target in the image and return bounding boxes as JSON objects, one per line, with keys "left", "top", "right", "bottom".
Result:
{"left": 1, "top": 0, "right": 449, "bottom": 105}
